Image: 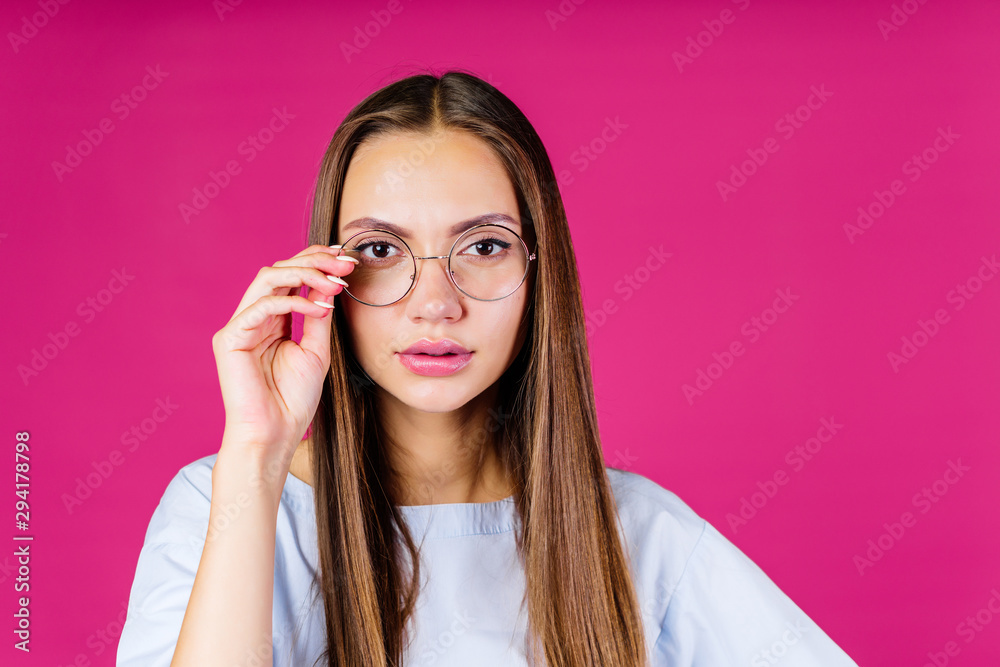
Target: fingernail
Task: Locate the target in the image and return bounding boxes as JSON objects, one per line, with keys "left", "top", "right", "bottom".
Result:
{"left": 313, "top": 300, "right": 334, "bottom": 309}
{"left": 326, "top": 275, "right": 349, "bottom": 287}
{"left": 329, "top": 244, "right": 343, "bottom": 249}
{"left": 335, "top": 256, "right": 360, "bottom": 264}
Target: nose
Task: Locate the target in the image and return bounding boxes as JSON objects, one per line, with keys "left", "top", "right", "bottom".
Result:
{"left": 404, "top": 255, "right": 463, "bottom": 322}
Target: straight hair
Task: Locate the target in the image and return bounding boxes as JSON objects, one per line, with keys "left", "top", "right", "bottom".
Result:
{"left": 305, "top": 69, "right": 647, "bottom": 666}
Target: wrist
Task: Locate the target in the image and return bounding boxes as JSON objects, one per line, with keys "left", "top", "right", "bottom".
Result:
{"left": 213, "top": 444, "right": 290, "bottom": 503}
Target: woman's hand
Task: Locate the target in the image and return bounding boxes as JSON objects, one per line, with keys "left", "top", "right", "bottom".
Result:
{"left": 210, "top": 244, "right": 356, "bottom": 474}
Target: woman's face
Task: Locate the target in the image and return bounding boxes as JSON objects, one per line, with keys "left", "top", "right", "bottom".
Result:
{"left": 336, "top": 128, "right": 534, "bottom": 414}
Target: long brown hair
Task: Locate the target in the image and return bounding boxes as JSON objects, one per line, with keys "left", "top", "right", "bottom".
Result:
{"left": 305, "top": 69, "right": 646, "bottom": 666}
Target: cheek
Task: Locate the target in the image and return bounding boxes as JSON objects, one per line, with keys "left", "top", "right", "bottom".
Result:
{"left": 340, "top": 301, "right": 404, "bottom": 374}
{"left": 476, "top": 297, "right": 528, "bottom": 351}
{"left": 340, "top": 301, "right": 377, "bottom": 358}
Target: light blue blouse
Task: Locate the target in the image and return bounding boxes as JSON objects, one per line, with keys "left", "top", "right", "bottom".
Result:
{"left": 117, "top": 454, "right": 858, "bottom": 666}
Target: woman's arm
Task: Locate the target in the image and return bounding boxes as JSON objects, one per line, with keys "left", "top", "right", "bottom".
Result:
{"left": 164, "top": 242, "right": 353, "bottom": 665}
{"left": 170, "top": 441, "right": 285, "bottom": 666}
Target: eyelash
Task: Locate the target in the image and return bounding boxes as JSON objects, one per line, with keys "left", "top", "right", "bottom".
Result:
{"left": 352, "top": 236, "right": 512, "bottom": 256}
{"left": 474, "top": 237, "right": 513, "bottom": 252}
{"left": 351, "top": 237, "right": 399, "bottom": 255}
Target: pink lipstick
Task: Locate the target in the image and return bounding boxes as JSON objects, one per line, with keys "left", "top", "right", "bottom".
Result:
{"left": 396, "top": 339, "right": 473, "bottom": 377}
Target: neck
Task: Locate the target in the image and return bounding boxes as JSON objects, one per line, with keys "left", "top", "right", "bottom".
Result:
{"left": 287, "top": 387, "right": 514, "bottom": 506}
{"left": 378, "top": 384, "right": 513, "bottom": 506}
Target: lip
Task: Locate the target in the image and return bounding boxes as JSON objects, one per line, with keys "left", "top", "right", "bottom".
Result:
{"left": 400, "top": 339, "right": 471, "bottom": 355}
{"left": 396, "top": 338, "right": 473, "bottom": 377}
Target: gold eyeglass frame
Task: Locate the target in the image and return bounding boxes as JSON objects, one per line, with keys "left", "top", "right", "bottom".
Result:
{"left": 337, "top": 223, "right": 537, "bottom": 307}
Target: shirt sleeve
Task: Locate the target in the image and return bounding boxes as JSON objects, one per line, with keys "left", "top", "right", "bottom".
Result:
{"left": 652, "top": 521, "right": 859, "bottom": 666}
{"left": 116, "top": 465, "right": 213, "bottom": 667}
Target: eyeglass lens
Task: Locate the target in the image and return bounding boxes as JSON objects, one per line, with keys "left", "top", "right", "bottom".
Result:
{"left": 338, "top": 225, "right": 529, "bottom": 305}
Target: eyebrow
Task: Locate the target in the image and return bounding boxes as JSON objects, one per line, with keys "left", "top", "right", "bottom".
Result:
{"left": 341, "top": 213, "right": 521, "bottom": 239}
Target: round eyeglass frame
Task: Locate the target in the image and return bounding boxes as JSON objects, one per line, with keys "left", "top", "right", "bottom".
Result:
{"left": 337, "top": 223, "right": 538, "bottom": 307}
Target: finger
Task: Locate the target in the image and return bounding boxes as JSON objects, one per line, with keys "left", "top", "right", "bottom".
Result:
{"left": 235, "top": 265, "right": 349, "bottom": 314}
{"left": 218, "top": 294, "right": 334, "bottom": 353}
{"left": 287, "top": 243, "right": 346, "bottom": 260}
{"left": 231, "top": 255, "right": 355, "bottom": 319}
{"left": 271, "top": 252, "right": 357, "bottom": 285}
{"left": 272, "top": 248, "right": 356, "bottom": 273}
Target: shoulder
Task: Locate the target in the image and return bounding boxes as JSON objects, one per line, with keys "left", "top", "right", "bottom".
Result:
{"left": 603, "top": 468, "right": 860, "bottom": 665}
{"left": 601, "top": 467, "right": 712, "bottom": 643}
{"left": 142, "top": 453, "right": 312, "bottom": 548}
{"left": 139, "top": 453, "right": 218, "bottom": 548}
{"left": 170, "top": 452, "right": 217, "bottom": 497}
{"left": 604, "top": 466, "right": 708, "bottom": 568}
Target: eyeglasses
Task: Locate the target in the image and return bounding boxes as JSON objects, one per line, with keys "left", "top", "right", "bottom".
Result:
{"left": 337, "top": 223, "right": 537, "bottom": 307}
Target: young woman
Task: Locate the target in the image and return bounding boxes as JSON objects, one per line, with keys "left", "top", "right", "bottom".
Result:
{"left": 118, "top": 70, "right": 858, "bottom": 666}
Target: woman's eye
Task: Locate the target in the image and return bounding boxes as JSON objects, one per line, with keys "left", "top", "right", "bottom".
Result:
{"left": 470, "top": 242, "right": 496, "bottom": 256}
{"left": 356, "top": 241, "right": 402, "bottom": 260}
{"left": 460, "top": 238, "right": 509, "bottom": 257}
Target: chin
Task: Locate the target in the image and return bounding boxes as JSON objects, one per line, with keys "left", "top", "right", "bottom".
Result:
{"left": 383, "top": 374, "right": 488, "bottom": 413}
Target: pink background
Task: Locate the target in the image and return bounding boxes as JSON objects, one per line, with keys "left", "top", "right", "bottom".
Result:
{"left": 2, "top": 0, "right": 998, "bottom": 664}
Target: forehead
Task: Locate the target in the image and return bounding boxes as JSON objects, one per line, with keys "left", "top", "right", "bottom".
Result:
{"left": 337, "top": 129, "right": 520, "bottom": 238}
